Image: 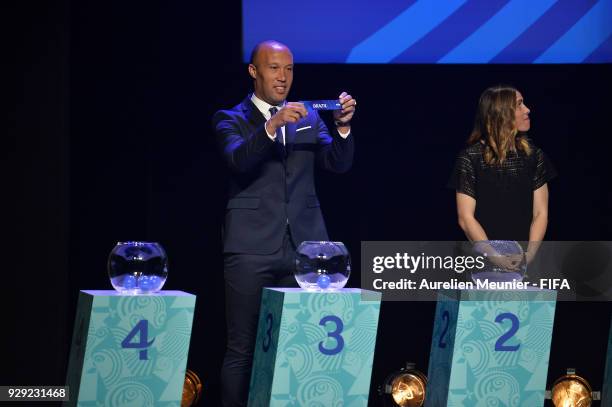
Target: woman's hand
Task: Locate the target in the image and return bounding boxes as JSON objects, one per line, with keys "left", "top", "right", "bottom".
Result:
{"left": 487, "top": 253, "right": 523, "bottom": 271}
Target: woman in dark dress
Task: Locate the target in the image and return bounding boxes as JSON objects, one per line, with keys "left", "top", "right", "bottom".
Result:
{"left": 449, "top": 85, "right": 555, "bottom": 266}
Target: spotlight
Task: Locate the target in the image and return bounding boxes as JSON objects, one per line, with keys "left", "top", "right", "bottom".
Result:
{"left": 378, "top": 362, "right": 427, "bottom": 407}
{"left": 546, "top": 369, "right": 600, "bottom": 407}
{"left": 181, "top": 369, "right": 203, "bottom": 406}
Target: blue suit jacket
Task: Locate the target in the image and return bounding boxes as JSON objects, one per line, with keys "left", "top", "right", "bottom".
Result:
{"left": 213, "top": 95, "right": 354, "bottom": 254}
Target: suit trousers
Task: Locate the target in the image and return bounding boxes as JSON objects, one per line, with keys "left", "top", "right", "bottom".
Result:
{"left": 221, "top": 227, "right": 297, "bottom": 407}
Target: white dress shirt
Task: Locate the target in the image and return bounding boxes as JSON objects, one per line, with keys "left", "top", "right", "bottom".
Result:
{"left": 251, "top": 94, "right": 287, "bottom": 144}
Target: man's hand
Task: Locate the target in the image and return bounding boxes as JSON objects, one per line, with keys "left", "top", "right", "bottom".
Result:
{"left": 333, "top": 92, "right": 356, "bottom": 127}
{"left": 267, "top": 102, "right": 308, "bottom": 134}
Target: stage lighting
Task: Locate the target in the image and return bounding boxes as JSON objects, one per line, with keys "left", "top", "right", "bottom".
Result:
{"left": 181, "top": 369, "right": 202, "bottom": 406}
{"left": 547, "top": 369, "right": 600, "bottom": 407}
{"left": 378, "top": 362, "right": 427, "bottom": 407}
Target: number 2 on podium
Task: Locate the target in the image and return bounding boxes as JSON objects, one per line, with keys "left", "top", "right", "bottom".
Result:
{"left": 438, "top": 311, "right": 521, "bottom": 352}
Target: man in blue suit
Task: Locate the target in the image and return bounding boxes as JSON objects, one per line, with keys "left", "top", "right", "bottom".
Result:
{"left": 213, "top": 40, "right": 356, "bottom": 406}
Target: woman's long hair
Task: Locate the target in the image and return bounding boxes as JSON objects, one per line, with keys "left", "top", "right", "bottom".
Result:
{"left": 468, "top": 85, "right": 531, "bottom": 164}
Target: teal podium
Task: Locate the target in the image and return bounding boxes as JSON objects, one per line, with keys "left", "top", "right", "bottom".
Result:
{"left": 248, "top": 288, "right": 381, "bottom": 406}
{"left": 64, "top": 290, "right": 196, "bottom": 407}
{"left": 425, "top": 289, "right": 557, "bottom": 406}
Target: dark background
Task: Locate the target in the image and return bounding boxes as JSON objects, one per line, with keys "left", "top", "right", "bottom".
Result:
{"left": 6, "top": 0, "right": 612, "bottom": 405}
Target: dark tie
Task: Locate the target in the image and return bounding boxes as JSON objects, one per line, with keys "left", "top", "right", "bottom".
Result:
{"left": 268, "top": 107, "right": 285, "bottom": 146}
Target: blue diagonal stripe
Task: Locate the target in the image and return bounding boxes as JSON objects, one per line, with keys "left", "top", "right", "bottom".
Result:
{"left": 346, "top": 0, "right": 468, "bottom": 63}
{"left": 584, "top": 33, "right": 612, "bottom": 63}
{"left": 536, "top": 0, "right": 612, "bottom": 63}
{"left": 392, "top": 0, "right": 510, "bottom": 63}
{"left": 439, "top": 0, "right": 558, "bottom": 63}
{"left": 491, "top": 0, "right": 597, "bottom": 63}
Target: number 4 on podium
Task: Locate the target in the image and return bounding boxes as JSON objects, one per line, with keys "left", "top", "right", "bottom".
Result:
{"left": 121, "top": 319, "right": 155, "bottom": 360}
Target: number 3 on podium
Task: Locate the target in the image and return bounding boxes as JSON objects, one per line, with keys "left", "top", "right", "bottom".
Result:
{"left": 262, "top": 313, "right": 345, "bottom": 356}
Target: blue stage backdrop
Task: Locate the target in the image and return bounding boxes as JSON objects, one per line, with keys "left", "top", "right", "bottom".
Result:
{"left": 243, "top": 0, "right": 612, "bottom": 63}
